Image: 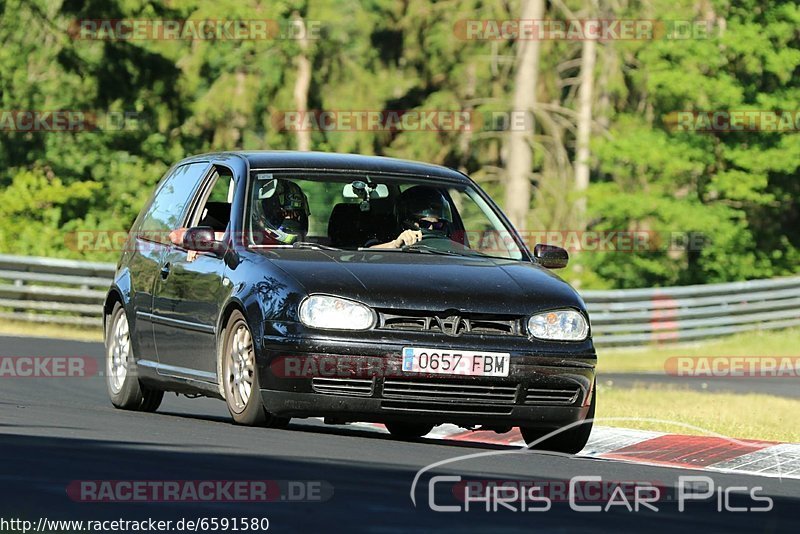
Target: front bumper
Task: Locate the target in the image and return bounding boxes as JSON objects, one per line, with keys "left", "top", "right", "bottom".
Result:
{"left": 255, "top": 330, "right": 596, "bottom": 428}
{"left": 261, "top": 389, "right": 591, "bottom": 428}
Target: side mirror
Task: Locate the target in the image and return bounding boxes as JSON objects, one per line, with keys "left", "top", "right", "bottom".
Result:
{"left": 182, "top": 226, "right": 226, "bottom": 256}
{"left": 533, "top": 243, "right": 568, "bottom": 269}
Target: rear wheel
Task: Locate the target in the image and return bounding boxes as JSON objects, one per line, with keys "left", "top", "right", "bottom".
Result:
{"left": 222, "top": 310, "right": 290, "bottom": 428}
{"left": 520, "top": 384, "right": 595, "bottom": 454}
{"left": 105, "top": 303, "right": 163, "bottom": 412}
{"left": 385, "top": 422, "right": 435, "bottom": 439}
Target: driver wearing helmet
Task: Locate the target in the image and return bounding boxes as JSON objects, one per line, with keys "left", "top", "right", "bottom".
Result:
{"left": 253, "top": 178, "right": 310, "bottom": 245}
{"left": 372, "top": 185, "right": 452, "bottom": 249}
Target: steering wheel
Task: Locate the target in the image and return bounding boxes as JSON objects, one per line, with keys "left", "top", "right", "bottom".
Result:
{"left": 409, "top": 227, "right": 479, "bottom": 255}
{"left": 419, "top": 227, "right": 449, "bottom": 240}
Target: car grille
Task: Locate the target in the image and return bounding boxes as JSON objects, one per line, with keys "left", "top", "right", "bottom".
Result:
{"left": 382, "top": 379, "right": 518, "bottom": 404}
{"left": 524, "top": 386, "right": 581, "bottom": 405}
{"left": 380, "top": 379, "right": 517, "bottom": 415}
{"left": 380, "top": 400, "right": 514, "bottom": 415}
{"left": 311, "top": 377, "right": 373, "bottom": 397}
{"left": 310, "top": 377, "right": 583, "bottom": 411}
{"left": 377, "top": 310, "right": 523, "bottom": 336}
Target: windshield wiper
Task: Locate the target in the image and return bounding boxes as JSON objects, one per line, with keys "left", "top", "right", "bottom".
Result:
{"left": 291, "top": 241, "right": 341, "bottom": 251}
{"left": 399, "top": 244, "right": 478, "bottom": 258}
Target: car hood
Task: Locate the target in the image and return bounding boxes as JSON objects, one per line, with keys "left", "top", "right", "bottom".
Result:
{"left": 253, "top": 249, "right": 585, "bottom": 316}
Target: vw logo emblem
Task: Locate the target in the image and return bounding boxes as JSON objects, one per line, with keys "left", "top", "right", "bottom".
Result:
{"left": 436, "top": 314, "right": 469, "bottom": 337}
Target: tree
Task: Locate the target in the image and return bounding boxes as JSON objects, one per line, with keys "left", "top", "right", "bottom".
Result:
{"left": 292, "top": 9, "right": 312, "bottom": 152}
{"left": 573, "top": 1, "right": 597, "bottom": 230}
{"left": 0, "top": 0, "right": 796, "bottom": 289}
{"left": 503, "top": 0, "right": 545, "bottom": 231}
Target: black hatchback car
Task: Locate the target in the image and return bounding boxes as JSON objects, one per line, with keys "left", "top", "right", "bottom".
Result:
{"left": 104, "top": 151, "right": 596, "bottom": 453}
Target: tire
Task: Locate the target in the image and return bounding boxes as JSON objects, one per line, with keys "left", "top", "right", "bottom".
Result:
{"left": 520, "top": 383, "right": 595, "bottom": 455}
{"left": 222, "top": 310, "right": 290, "bottom": 428}
{"left": 385, "top": 422, "right": 435, "bottom": 439}
{"left": 105, "top": 303, "right": 164, "bottom": 412}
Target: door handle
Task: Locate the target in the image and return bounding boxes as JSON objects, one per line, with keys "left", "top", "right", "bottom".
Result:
{"left": 160, "top": 263, "right": 171, "bottom": 280}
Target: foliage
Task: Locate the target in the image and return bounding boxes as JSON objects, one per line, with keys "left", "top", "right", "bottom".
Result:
{"left": 0, "top": 0, "right": 797, "bottom": 287}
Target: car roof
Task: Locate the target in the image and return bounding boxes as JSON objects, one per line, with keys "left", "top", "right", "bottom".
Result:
{"left": 179, "top": 151, "right": 469, "bottom": 182}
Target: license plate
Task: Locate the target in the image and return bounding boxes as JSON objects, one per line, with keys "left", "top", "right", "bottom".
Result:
{"left": 402, "top": 347, "right": 510, "bottom": 377}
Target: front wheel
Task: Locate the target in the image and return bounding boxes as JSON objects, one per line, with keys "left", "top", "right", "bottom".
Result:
{"left": 105, "top": 303, "right": 163, "bottom": 412}
{"left": 520, "top": 384, "right": 595, "bottom": 455}
{"left": 222, "top": 310, "right": 290, "bottom": 428}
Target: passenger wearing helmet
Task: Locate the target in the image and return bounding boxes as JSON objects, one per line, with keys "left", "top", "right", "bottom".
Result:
{"left": 253, "top": 178, "right": 310, "bottom": 245}
{"left": 371, "top": 185, "right": 453, "bottom": 249}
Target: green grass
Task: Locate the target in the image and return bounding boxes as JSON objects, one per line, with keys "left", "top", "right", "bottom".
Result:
{"left": 596, "top": 383, "right": 800, "bottom": 443}
{"left": 0, "top": 319, "right": 103, "bottom": 342}
{"left": 598, "top": 327, "right": 800, "bottom": 373}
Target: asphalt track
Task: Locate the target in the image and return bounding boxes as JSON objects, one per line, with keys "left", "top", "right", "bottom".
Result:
{"left": 0, "top": 335, "right": 798, "bottom": 533}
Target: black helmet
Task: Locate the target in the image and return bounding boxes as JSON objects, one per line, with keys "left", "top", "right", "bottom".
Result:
{"left": 398, "top": 186, "right": 452, "bottom": 230}
{"left": 257, "top": 179, "right": 310, "bottom": 244}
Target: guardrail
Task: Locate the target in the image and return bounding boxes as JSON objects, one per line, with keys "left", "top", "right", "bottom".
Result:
{"left": 0, "top": 253, "right": 797, "bottom": 346}
{"left": 0, "top": 254, "right": 114, "bottom": 328}
{"left": 583, "top": 277, "right": 800, "bottom": 346}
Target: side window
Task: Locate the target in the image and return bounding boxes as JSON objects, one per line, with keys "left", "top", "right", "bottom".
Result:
{"left": 139, "top": 162, "right": 210, "bottom": 244}
{"left": 207, "top": 173, "right": 233, "bottom": 203}
{"left": 188, "top": 167, "right": 234, "bottom": 233}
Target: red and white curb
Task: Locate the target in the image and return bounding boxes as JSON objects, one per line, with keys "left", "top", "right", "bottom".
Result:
{"left": 581, "top": 428, "right": 800, "bottom": 480}
{"left": 335, "top": 422, "right": 800, "bottom": 480}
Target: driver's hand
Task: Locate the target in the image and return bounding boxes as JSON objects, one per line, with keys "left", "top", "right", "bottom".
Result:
{"left": 168, "top": 228, "right": 186, "bottom": 246}
{"left": 393, "top": 229, "right": 423, "bottom": 248}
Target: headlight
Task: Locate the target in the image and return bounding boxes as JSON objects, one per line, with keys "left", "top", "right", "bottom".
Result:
{"left": 528, "top": 310, "right": 588, "bottom": 341}
{"left": 299, "top": 295, "right": 376, "bottom": 330}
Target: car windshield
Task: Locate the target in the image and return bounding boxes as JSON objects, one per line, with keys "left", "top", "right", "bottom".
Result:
{"left": 246, "top": 171, "right": 525, "bottom": 260}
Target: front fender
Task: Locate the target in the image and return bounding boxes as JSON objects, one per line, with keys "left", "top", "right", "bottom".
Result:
{"left": 217, "top": 254, "right": 307, "bottom": 372}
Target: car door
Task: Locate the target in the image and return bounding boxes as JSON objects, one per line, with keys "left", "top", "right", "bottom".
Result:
{"left": 151, "top": 166, "right": 234, "bottom": 381}
{"left": 129, "top": 162, "right": 209, "bottom": 366}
